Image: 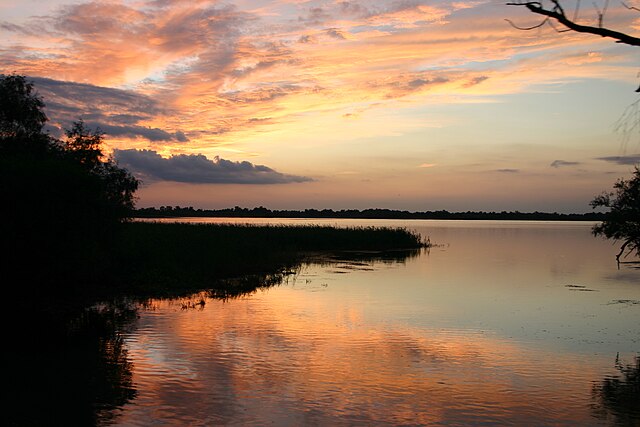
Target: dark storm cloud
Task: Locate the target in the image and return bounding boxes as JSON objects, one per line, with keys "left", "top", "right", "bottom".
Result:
{"left": 114, "top": 149, "right": 312, "bottom": 184}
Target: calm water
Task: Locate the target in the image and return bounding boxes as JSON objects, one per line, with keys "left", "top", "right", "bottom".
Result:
{"left": 110, "top": 220, "right": 639, "bottom": 426}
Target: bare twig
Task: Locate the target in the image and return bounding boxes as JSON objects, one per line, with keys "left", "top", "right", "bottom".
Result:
{"left": 621, "top": 1, "right": 640, "bottom": 12}
{"left": 616, "top": 239, "right": 631, "bottom": 264}
{"left": 592, "top": 1, "right": 603, "bottom": 28}
{"left": 613, "top": 98, "right": 640, "bottom": 150}
{"left": 603, "top": 0, "right": 610, "bottom": 19}
{"left": 547, "top": 18, "right": 573, "bottom": 32}
{"left": 550, "top": 0, "right": 567, "bottom": 15}
{"left": 505, "top": 17, "right": 549, "bottom": 29}
{"left": 573, "top": 0, "right": 581, "bottom": 21}
{"left": 506, "top": 1, "right": 640, "bottom": 46}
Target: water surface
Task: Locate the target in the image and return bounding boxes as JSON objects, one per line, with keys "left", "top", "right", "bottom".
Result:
{"left": 113, "top": 220, "right": 639, "bottom": 425}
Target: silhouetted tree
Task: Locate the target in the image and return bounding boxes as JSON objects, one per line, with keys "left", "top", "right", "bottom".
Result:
{"left": 1, "top": 75, "right": 143, "bottom": 425}
{"left": 0, "top": 74, "right": 47, "bottom": 139}
{"left": 63, "top": 120, "right": 104, "bottom": 169}
{"left": 62, "top": 120, "right": 139, "bottom": 219}
{"left": 591, "top": 167, "right": 640, "bottom": 262}
{"left": 0, "top": 74, "right": 139, "bottom": 294}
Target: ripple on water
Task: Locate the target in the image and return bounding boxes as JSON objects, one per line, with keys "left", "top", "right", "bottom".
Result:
{"left": 108, "top": 221, "right": 639, "bottom": 426}
{"left": 115, "top": 292, "right": 626, "bottom": 425}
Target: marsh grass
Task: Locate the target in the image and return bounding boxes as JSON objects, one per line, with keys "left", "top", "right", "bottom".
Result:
{"left": 111, "top": 222, "right": 425, "bottom": 297}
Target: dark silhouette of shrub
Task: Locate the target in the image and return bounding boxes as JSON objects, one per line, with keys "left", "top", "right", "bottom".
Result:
{"left": 0, "top": 74, "right": 138, "bottom": 296}
{"left": 591, "top": 167, "right": 640, "bottom": 262}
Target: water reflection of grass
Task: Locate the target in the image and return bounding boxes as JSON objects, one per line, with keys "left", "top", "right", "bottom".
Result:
{"left": 164, "top": 248, "right": 424, "bottom": 305}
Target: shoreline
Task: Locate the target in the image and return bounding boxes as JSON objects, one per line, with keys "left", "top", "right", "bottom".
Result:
{"left": 135, "top": 208, "right": 605, "bottom": 222}
{"left": 134, "top": 216, "right": 601, "bottom": 223}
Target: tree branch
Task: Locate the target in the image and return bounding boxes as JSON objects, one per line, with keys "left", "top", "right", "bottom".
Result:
{"left": 616, "top": 239, "right": 631, "bottom": 264}
{"left": 505, "top": 17, "right": 549, "bottom": 30}
{"left": 547, "top": 18, "right": 573, "bottom": 32}
{"left": 621, "top": 1, "right": 640, "bottom": 12}
{"left": 507, "top": 1, "right": 640, "bottom": 46}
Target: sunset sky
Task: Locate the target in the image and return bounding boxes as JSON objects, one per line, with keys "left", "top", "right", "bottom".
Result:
{"left": 2, "top": 0, "right": 639, "bottom": 212}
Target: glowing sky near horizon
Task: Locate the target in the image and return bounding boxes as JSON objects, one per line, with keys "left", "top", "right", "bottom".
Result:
{"left": 1, "top": 0, "right": 639, "bottom": 211}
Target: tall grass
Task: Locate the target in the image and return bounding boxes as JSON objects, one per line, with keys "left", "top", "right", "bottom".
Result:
{"left": 110, "top": 222, "right": 425, "bottom": 297}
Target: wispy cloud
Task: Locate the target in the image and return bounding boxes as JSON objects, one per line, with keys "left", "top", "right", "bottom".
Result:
{"left": 114, "top": 149, "right": 312, "bottom": 184}
{"left": 0, "top": 0, "right": 635, "bottom": 158}
{"left": 596, "top": 154, "right": 640, "bottom": 165}
{"left": 550, "top": 160, "right": 581, "bottom": 168}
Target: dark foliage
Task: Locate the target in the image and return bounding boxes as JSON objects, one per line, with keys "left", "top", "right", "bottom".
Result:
{"left": 62, "top": 120, "right": 139, "bottom": 218}
{"left": 591, "top": 168, "right": 640, "bottom": 261}
{"left": 0, "top": 74, "right": 139, "bottom": 297}
{"left": 0, "top": 74, "right": 47, "bottom": 139}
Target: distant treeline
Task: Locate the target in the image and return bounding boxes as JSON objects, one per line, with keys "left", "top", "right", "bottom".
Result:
{"left": 136, "top": 206, "right": 606, "bottom": 221}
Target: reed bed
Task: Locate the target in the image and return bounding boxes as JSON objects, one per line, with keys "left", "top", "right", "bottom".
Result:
{"left": 112, "top": 222, "right": 425, "bottom": 296}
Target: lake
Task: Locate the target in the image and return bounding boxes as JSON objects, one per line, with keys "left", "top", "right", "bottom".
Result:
{"left": 107, "top": 220, "right": 639, "bottom": 425}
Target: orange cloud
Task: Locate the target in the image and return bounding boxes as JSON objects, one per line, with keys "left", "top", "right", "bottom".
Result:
{"left": 1, "top": 0, "right": 637, "bottom": 174}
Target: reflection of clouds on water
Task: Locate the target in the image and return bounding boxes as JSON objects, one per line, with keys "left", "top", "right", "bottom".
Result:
{"left": 103, "top": 221, "right": 640, "bottom": 425}
{"left": 116, "top": 289, "right": 608, "bottom": 425}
